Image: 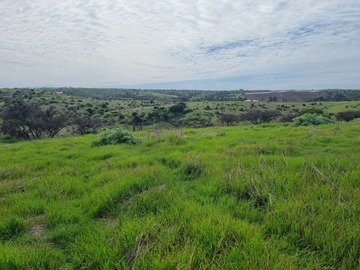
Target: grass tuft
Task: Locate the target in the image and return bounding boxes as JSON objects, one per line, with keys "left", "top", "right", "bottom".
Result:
{"left": 0, "top": 217, "right": 28, "bottom": 241}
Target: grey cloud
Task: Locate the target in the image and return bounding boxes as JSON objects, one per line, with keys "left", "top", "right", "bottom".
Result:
{"left": 0, "top": 0, "right": 359, "bottom": 89}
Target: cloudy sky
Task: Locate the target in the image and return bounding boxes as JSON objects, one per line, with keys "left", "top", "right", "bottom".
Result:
{"left": 0, "top": 0, "right": 359, "bottom": 90}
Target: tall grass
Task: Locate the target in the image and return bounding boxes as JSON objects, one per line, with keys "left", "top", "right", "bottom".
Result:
{"left": 0, "top": 121, "right": 359, "bottom": 269}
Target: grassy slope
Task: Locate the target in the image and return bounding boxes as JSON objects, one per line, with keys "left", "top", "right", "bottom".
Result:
{"left": 0, "top": 121, "right": 359, "bottom": 269}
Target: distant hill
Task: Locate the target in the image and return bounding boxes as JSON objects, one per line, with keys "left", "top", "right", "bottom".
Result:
{"left": 245, "top": 89, "right": 360, "bottom": 102}
{"left": 245, "top": 90, "right": 324, "bottom": 102}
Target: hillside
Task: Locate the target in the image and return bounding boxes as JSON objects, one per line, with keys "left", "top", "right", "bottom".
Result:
{"left": 0, "top": 122, "right": 359, "bottom": 269}
{"left": 1, "top": 89, "right": 360, "bottom": 133}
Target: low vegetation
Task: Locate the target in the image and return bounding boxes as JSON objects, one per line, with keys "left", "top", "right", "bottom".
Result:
{"left": 91, "top": 128, "right": 142, "bottom": 147}
{"left": 0, "top": 120, "right": 359, "bottom": 269}
{"left": 1, "top": 88, "right": 360, "bottom": 138}
{"left": 290, "top": 113, "right": 335, "bottom": 126}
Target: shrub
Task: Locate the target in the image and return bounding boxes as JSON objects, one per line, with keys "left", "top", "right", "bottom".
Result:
{"left": 91, "top": 128, "right": 142, "bottom": 147}
{"left": 335, "top": 110, "right": 360, "bottom": 122}
{"left": 290, "top": 113, "right": 335, "bottom": 126}
{"left": 240, "top": 110, "right": 281, "bottom": 124}
{"left": 300, "top": 108, "right": 324, "bottom": 115}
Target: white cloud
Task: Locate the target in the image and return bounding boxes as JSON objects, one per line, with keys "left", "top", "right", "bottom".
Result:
{"left": 0, "top": 0, "right": 359, "bottom": 89}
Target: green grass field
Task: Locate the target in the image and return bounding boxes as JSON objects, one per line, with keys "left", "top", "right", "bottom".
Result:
{"left": 0, "top": 121, "right": 359, "bottom": 269}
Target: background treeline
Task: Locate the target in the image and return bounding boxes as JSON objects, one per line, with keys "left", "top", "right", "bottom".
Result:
{"left": 1, "top": 88, "right": 360, "bottom": 140}
{"left": 40, "top": 88, "right": 247, "bottom": 102}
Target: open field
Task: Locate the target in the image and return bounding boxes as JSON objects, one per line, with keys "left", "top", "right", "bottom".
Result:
{"left": 1, "top": 121, "right": 359, "bottom": 269}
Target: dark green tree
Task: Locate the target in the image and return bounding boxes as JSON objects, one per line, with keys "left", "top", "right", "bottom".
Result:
{"left": 240, "top": 110, "right": 281, "bottom": 124}
{"left": 219, "top": 114, "right": 240, "bottom": 126}
{"left": 1, "top": 99, "right": 67, "bottom": 139}
{"left": 131, "top": 112, "right": 143, "bottom": 131}
{"left": 335, "top": 110, "right": 360, "bottom": 122}
{"left": 73, "top": 116, "right": 100, "bottom": 135}
{"left": 169, "top": 102, "right": 186, "bottom": 115}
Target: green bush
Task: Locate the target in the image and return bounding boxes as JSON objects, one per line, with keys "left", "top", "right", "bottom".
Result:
{"left": 91, "top": 128, "right": 141, "bottom": 147}
{"left": 290, "top": 113, "right": 335, "bottom": 126}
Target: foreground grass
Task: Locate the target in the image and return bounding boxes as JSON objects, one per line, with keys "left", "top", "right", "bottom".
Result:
{"left": 0, "top": 121, "right": 359, "bottom": 269}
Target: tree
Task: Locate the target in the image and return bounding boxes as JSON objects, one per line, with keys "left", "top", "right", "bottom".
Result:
{"left": 169, "top": 102, "right": 186, "bottom": 114}
{"left": 147, "top": 106, "right": 169, "bottom": 122}
{"left": 73, "top": 116, "right": 100, "bottom": 135}
{"left": 131, "top": 112, "right": 143, "bottom": 131}
{"left": 219, "top": 114, "right": 239, "bottom": 126}
{"left": 1, "top": 99, "right": 67, "bottom": 139}
{"left": 240, "top": 110, "right": 280, "bottom": 124}
{"left": 42, "top": 106, "right": 68, "bottom": 137}
{"left": 268, "top": 96, "right": 277, "bottom": 102}
{"left": 335, "top": 110, "right": 360, "bottom": 122}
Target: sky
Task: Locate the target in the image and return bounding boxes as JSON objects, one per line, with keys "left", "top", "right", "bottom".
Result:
{"left": 0, "top": 0, "right": 359, "bottom": 90}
